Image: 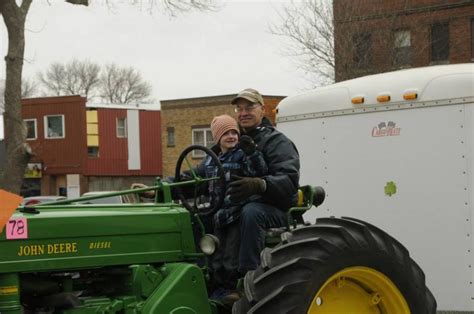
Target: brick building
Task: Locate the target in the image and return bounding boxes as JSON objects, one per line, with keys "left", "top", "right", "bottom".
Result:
{"left": 21, "top": 95, "right": 162, "bottom": 197}
{"left": 160, "top": 94, "right": 285, "bottom": 177}
{"left": 334, "top": 0, "right": 474, "bottom": 81}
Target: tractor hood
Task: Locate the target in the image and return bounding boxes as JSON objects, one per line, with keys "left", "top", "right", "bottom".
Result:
{"left": 0, "top": 204, "right": 197, "bottom": 273}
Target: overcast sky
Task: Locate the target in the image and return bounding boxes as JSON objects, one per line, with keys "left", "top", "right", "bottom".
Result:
{"left": 1, "top": 0, "right": 311, "bottom": 101}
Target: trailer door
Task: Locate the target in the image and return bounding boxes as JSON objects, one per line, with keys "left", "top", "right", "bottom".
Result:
{"left": 279, "top": 103, "right": 473, "bottom": 311}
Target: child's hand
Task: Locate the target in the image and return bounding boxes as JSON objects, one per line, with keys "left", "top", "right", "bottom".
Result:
{"left": 131, "top": 183, "right": 147, "bottom": 189}
{"left": 131, "top": 183, "right": 155, "bottom": 198}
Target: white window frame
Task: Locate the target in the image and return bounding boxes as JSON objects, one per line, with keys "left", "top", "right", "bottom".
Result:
{"left": 116, "top": 118, "right": 127, "bottom": 138}
{"left": 44, "top": 115, "right": 65, "bottom": 139}
{"left": 192, "top": 128, "right": 213, "bottom": 157}
{"left": 393, "top": 30, "right": 411, "bottom": 68}
{"left": 167, "top": 127, "right": 175, "bottom": 147}
{"left": 394, "top": 30, "right": 411, "bottom": 48}
{"left": 24, "top": 119, "right": 37, "bottom": 140}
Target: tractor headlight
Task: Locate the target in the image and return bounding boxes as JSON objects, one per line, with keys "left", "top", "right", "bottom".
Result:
{"left": 199, "top": 234, "right": 220, "bottom": 255}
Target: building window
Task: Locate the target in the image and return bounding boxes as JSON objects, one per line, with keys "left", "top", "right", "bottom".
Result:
{"left": 44, "top": 115, "right": 65, "bottom": 139}
{"left": 88, "top": 147, "right": 99, "bottom": 158}
{"left": 24, "top": 119, "right": 37, "bottom": 140}
{"left": 393, "top": 30, "right": 411, "bottom": 67}
{"left": 116, "top": 118, "right": 127, "bottom": 138}
{"left": 192, "top": 128, "right": 213, "bottom": 157}
{"left": 167, "top": 127, "right": 175, "bottom": 147}
{"left": 353, "top": 33, "right": 372, "bottom": 68}
{"left": 431, "top": 22, "right": 449, "bottom": 62}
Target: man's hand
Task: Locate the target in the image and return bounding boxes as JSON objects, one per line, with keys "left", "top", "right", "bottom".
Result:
{"left": 239, "top": 135, "right": 257, "bottom": 155}
{"left": 227, "top": 176, "right": 265, "bottom": 202}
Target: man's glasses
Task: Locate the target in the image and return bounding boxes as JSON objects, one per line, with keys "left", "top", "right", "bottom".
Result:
{"left": 234, "top": 103, "right": 261, "bottom": 113}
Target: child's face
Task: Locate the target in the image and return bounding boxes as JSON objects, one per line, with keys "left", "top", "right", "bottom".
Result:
{"left": 219, "top": 129, "right": 239, "bottom": 151}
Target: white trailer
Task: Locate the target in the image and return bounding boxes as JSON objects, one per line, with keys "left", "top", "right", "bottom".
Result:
{"left": 277, "top": 63, "right": 474, "bottom": 313}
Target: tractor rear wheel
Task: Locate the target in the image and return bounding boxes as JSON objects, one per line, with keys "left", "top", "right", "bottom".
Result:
{"left": 233, "top": 216, "right": 436, "bottom": 314}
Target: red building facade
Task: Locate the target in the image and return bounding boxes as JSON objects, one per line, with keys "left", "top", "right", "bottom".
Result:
{"left": 21, "top": 95, "right": 162, "bottom": 197}
{"left": 85, "top": 107, "right": 162, "bottom": 176}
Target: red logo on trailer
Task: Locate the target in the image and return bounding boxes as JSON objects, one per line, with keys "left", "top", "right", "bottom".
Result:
{"left": 372, "top": 121, "right": 401, "bottom": 137}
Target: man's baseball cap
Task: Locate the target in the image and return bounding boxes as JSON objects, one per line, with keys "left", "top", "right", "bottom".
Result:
{"left": 231, "top": 88, "right": 265, "bottom": 106}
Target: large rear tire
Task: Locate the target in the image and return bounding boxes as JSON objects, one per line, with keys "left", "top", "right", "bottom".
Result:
{"left": 233, "top": 216, "right": 436, "bottom": 314}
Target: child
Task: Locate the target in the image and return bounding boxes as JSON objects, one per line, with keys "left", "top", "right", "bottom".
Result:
{"left": 203, "top": 115, "right": 268, "bottom": 302}
{"left": 199, "top": 114, "right": 268, "bottom": 228}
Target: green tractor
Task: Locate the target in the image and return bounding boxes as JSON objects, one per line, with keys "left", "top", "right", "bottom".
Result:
{"left": 0, "top": 146, "right": 436, "bottom": 313}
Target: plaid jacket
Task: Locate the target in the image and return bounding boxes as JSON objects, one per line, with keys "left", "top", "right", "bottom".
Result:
{"left": 197, "top": 145, "right": 268, "bottom": 227}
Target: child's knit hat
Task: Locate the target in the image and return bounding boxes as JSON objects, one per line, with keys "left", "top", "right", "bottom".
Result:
{"left": 211, "top": 114, "right": 240, "bottom": 144}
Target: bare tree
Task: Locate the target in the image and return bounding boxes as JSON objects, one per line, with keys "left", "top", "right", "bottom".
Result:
{"left": 36, "top": 60, "right": 152, "bottom": 103}
{"left": 21, "top": 77, "right": 37, "bottom": 98}
{"left": 159, "top": 0, "right": 217, "bottom": 14}
{"left": 99, "top": 64, "right": 152, "bottom": 104}
{"left": 0, "top": 0, "right": 33, "bottom": 193}
{"left": 0, "top": 0, "right": 218, "bottom": 194}
{"left": 272, "top": 0, "right": 439, "bottom": 86}
{"left": 0, "top": 80, "right": 4, "bottom": 111}
{"left": 124, "top": 0, "right": 218, "bottom": 16}
{"left": 1, "top": 77, "right": 36, "bottom": 101}
{"left": 270, "top": 0, "right": 378, "bottom": 85}
{"left": 37, "top": 59, "right": 101, "bottom": 99}
{"left": 270, "top": 0, "right": 335, "bottom": 86}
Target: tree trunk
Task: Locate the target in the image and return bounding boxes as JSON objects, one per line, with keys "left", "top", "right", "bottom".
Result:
{"left": 0, "top": 0, "right": 32, "bottom": 194}
{"left": 0, "top": 0, "right": 209, "bottom": 193}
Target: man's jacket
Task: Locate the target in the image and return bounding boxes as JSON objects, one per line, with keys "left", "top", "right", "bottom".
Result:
{"left": 244, "top": 117, "right": 300, "bottom": 211}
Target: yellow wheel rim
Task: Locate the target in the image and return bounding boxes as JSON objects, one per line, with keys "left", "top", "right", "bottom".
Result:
{"left": 307, "top": 266, "right": 410, "bottom": 314}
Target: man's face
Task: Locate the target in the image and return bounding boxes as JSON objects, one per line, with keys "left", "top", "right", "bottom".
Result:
{"left": 234, "top": 98, "right": 265, "bottom": 130}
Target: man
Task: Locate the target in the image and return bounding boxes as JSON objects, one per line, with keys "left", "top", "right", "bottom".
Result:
{"left": 227, "top": 88, "right": 300, "bottom": 276}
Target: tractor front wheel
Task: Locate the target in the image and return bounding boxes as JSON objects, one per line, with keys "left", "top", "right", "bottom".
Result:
{"left": 233, "top": 216, "right": 436, "bottom": 314}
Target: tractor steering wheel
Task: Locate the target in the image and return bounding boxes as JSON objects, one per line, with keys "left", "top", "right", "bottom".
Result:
{"left": 174, "top": 145, "right": 225, "bottom": 216}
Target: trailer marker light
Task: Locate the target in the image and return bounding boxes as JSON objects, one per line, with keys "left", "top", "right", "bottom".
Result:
{"left": 351, "top": 97, "right": 364, "bottom": 105}
{"left": 403, "top": 92, "right": 418, "bottom": 100}
{"left": 377, "top": 95, "right": 391, "bottom": 103}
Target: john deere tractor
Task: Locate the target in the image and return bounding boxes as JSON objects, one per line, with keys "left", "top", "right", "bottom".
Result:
{"left": 0, "top": 146, "right": 436, "bottom": 313}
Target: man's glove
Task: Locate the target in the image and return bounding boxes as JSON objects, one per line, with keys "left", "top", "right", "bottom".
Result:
{"left": 227, "top": 176, "right": 265, "bottom": 202}
{"left": 239, "top": 135, "right": 257, "bottom": 156}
